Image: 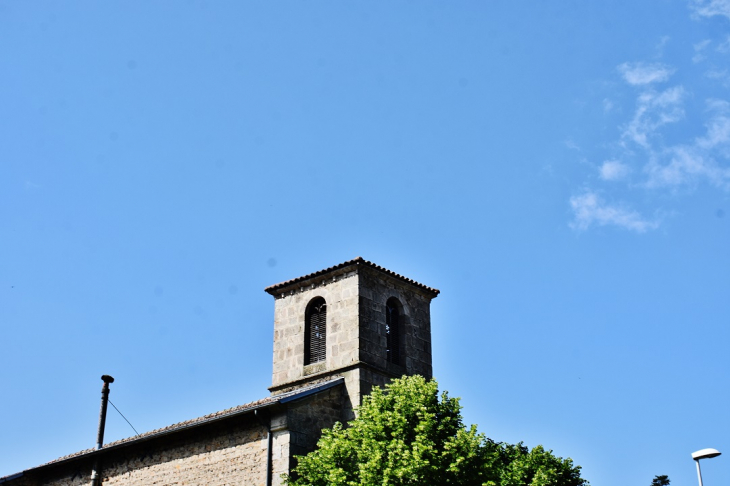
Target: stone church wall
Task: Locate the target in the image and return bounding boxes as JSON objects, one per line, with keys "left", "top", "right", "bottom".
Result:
{"left": 3, "top": 258, "right": 436, "bottom": 486}
{"left": 100, "top": 419, "right": 268, "bottom": 486}
{"left": 286, "top": 383, "right": 343, "bottom": 458}
{"left": 270, "top": 271, "right": 360, "bottom": 390}
{"left": 358, "top": 266, "right": 433, "bottom": 381}
{"left": 5, "top": 384, "right": 346, "bottom": 486}
{"left": 268, "top": 262, "right": 436, "bottom": 421}
{"left": 11, "top": 416, "right": 269, "bottom": 486}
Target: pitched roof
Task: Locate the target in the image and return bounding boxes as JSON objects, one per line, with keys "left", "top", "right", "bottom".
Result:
{"left": 1, "top": 377, "right": 344, "bottom": 482}
{"left": 264, "top": 257, "right": 440, "bottom": 297}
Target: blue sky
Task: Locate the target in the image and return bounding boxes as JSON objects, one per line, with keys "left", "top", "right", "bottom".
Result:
{"left": 1, "top": 1, "right": 729, "bottom": 485}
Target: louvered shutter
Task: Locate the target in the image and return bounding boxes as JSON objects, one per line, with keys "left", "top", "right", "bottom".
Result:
{"left": 305, "top": 299, "right": 327, "bottom": 364}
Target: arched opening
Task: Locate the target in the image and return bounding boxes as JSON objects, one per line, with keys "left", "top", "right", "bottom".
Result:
{"left": 305, "top": 297, "right": 327, "bottom": 365}
{"left": 385, "top": 297, "right": 401, "bottom": 365}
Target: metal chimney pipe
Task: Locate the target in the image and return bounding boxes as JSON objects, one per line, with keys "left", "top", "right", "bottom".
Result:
{"left": 95, "top": 375, "right": 115, "bottom": 450}
{"left": 90, "top": 375, "right": 114, "bottom": 486}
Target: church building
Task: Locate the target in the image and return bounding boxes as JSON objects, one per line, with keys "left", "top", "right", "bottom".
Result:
{"left": 0, "top": 257, "right": 439, "bottom": 486}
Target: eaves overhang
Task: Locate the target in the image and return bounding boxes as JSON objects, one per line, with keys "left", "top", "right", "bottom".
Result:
{"left": 0, "top": 377, "right": 344, "bottom": 483}
{"left": 264, "top": 256, "right": 440, "bottom": 298}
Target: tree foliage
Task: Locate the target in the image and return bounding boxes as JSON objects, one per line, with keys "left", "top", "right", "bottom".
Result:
{"left": 286, "top": 375, "right": 588, "bottom": 486}
{"left": 650, "top": 475, "right": 670, "bottom": 486}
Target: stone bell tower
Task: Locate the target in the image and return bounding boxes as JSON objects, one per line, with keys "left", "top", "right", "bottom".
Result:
{"left": 265, "top": 257, "right": 439, "bottom": 418}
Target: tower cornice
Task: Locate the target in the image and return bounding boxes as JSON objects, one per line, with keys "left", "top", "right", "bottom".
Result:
{"left": 264, "top": 256, "right": 440, "bottom": 299}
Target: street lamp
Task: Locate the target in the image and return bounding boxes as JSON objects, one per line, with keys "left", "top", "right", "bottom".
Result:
{"left": 692, "top": 448, "right": 721, "bottom": 486}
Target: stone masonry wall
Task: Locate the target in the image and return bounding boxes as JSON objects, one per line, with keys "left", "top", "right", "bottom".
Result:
{"left": 271, "top": 271, "right": 360, "bottom": 390}
{"left": 4, "top": 259, "right": 437, "bottom": 486}
{"left": 358, "top": 266, "right": 434, "bottom": 380}
{"left": 10, "top": 416, "right": 270, "bottom": 486}
{"left": 268, "top": 264, "right": 436, "bottom": 421}
{"left": 286, "top": 384, "right": 343, "bottom": 458}
{"left": 270, "top": 428, "right": 290, "bottom": 486}
{"left": 101, "top": 420, "right": 268, "bottom": 486}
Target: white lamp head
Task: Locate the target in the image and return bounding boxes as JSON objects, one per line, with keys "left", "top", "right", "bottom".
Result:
{"left": 692, "top": 448, "right": 721, "bottom": 460}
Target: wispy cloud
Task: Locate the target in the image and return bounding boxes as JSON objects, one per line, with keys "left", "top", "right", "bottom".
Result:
{"left": 696, "top": 99, "right": 730, "bottom": 149}
{"left": 618, "top": 62, "right": 675, "bottom": 85}
{"left": 570, "top": 192, "right": 659, "bottom": 232}
{"left": 567, "top": 9, "right": 730, "bottom": 233}
{"left": 602, "top": 98, "right": 615, "bottom": 113}
{"left": 655, "top": 36, "right": 671, "bottom": 57}
{"left": 645, "top": 146, "right": 730, "bottom": 189}
{"left": 693, "top": 39, "right": 712, "bottom": 63}
{"left": 692, "top": 0, "right": 730, "bottom": 19}
{"left": 599, "top": 160, "right": 630, "bottom": 181}
{"left": 705, "top": 68, "right": 729, "bottom": 81}
{"left": 716, "top": 35, "right": 730, "bottom": 53}
{"left": 644, "top": 100, "right": 730, "bottom": 189}
{"left": 622, "top": 86, "right": 685, "bottom": 148}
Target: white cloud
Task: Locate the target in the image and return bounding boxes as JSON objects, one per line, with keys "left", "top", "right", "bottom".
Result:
{"left": 645, "top": 146, "right": 730, "bottom": 190}
{"left": 622, "top": 86, "right": 685, "bottom": 147}
{"left": 696, "top": 100, "right": 730, "bottom": 149}
{"left": 693, "top": 39, "right": 712, "bottom": 63}
{"left": 705, "top": 68, "right": 729, "bottom": 80}
{"left": 645, "top": 148, "right": 703, "bottom": 187}
{"left": 705, "top": 98, "right": 730, "bottom": 112}
{"left": 716, "top": 35, "right": 730, "bottom": 53}
{"left": 692, "top": 0, "right": 730, "bottom": 19}
{"left": 618, "top": 62, "right": 675, "bottom": 85}
{"left": 568, "top": 38, "right": 730, "bottom": 232}
{"left": 600, "top": 160, "right": 630, "bottom": 181}
{"left": 570, "top": 191, "right": 659, "bottom": 232}
{"left": 655, "top": 36, "right": 671, "bottom": 57}
{"left": 636, "top": 100, "right": 730, "bottom": 190}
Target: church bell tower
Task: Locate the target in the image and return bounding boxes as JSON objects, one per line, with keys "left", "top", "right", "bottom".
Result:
{"left": 265, "top": 257, "right": 439, "bottom": 417}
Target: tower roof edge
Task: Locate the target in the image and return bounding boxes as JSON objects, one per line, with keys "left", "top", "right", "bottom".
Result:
{"left": 264, "top": 257, "right": 440, "bottom": 298}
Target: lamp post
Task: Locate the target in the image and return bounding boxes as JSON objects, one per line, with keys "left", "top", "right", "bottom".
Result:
{"left": 692, "top": 448, "right": 721, "bottom": 486}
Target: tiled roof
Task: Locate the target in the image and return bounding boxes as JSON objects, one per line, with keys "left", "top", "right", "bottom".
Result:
{"left": 3, "top": 377, "right": 343, "bottom": 479}
{"left": 264, "top": 257, "right": 440, "bottom": 297}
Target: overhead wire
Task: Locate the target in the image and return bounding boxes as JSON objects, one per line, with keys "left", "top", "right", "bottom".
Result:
{"left": 108, "top": 399, "right": 140, "bottom": 437}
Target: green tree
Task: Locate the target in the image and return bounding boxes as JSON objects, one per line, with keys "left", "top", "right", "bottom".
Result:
{"left": 650, "top": 475, "right": 670, "bottom": 486}
{"left": 286, "top": 375, "right": 588, "bottom": 486}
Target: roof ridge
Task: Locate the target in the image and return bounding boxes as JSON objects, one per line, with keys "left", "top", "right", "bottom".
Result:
{"left": 23, "top": 377, "right": 344, "bottom": 473}
{"left": 264, "top": 257, "right": 439, "bottom": 296}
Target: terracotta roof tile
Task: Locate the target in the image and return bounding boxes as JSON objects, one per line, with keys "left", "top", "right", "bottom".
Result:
{"left": 45, "top": 396, "right": 277, "bottom": 465}
{"left": 264, "top": 257, "right": 439, "bottom": 297}
{"left": 8, "top": 377, "right": 343, "bottom": 477}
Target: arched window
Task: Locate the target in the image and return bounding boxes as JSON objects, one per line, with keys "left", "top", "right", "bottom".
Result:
{"left": 305, "top": 297, "right": 327, "bottom": 365}
{"left": 386, "top": 298, "right": 401, "bottom": 365}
